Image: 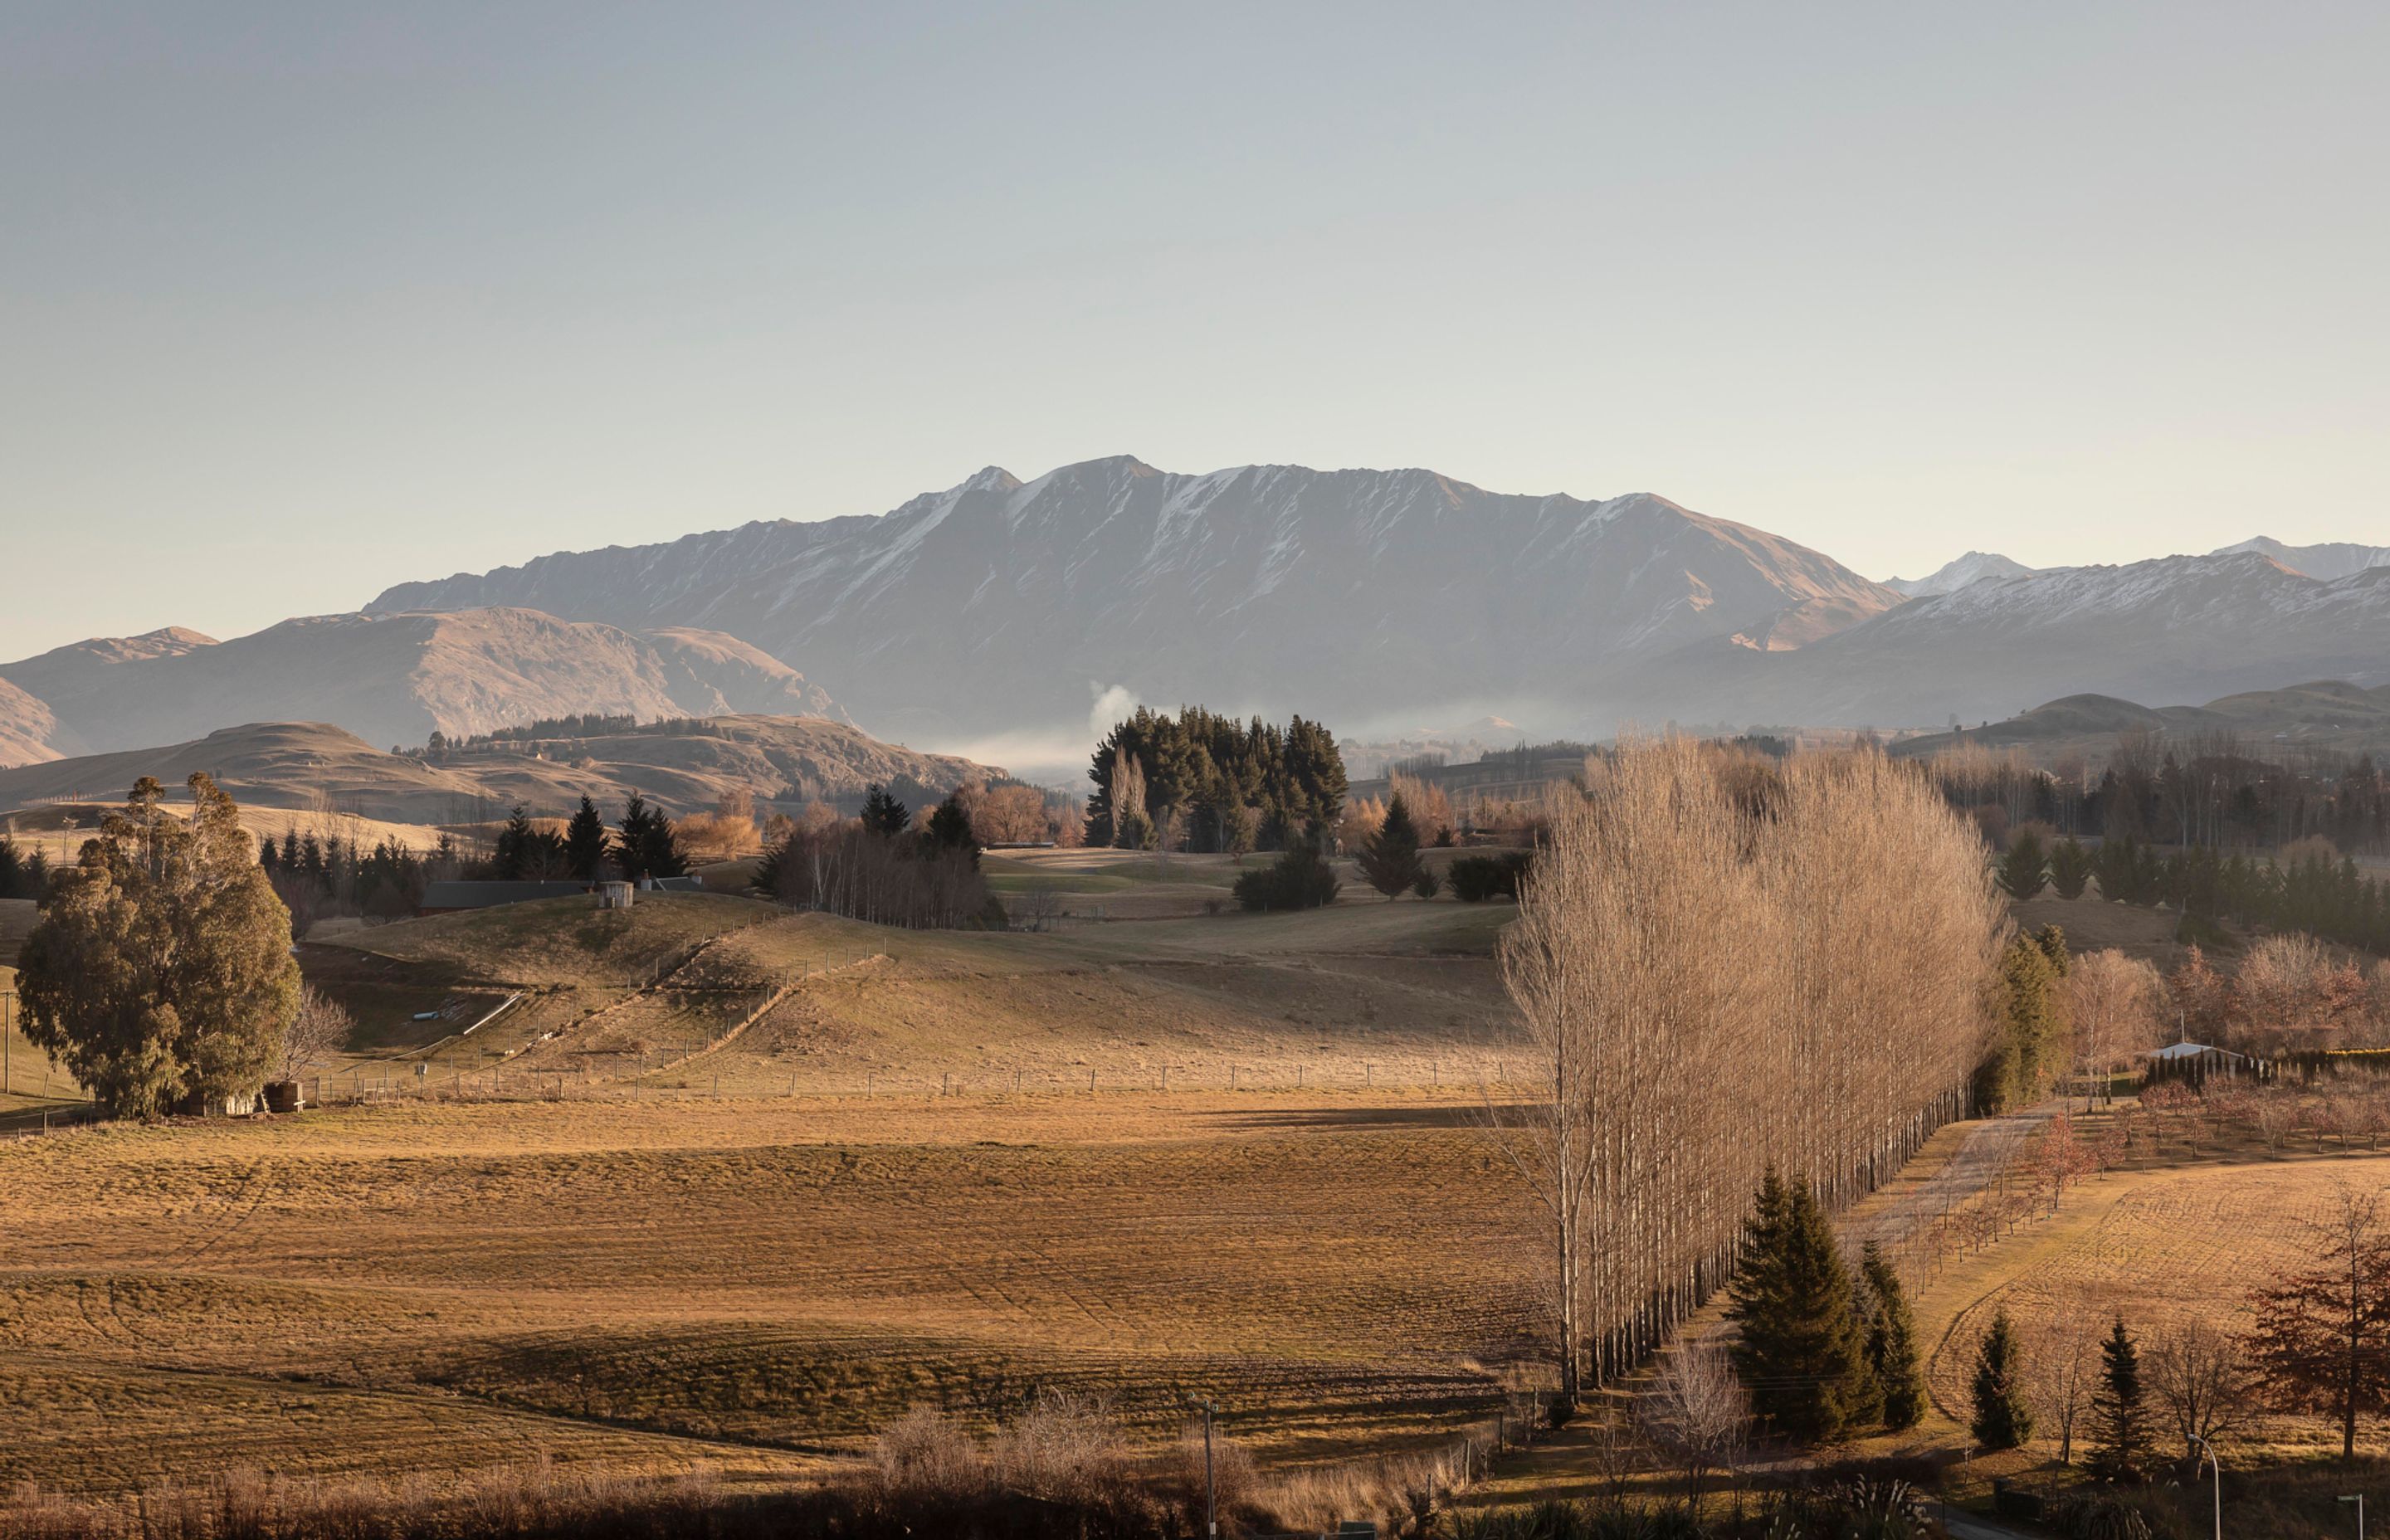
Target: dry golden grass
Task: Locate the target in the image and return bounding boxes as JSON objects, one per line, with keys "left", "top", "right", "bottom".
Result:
{"left": 0, "top": 881, "right": 1548, "bottom": 1499}
{"left": 1, "top": 959, "right": 88, "bottom": 1127}
{"left": 2010, "top": 892, "right": 2201, "bottom": 966}
{"left": 308, "top": 881, "right": 1513, "bottom": 1097}
{"left": 1919, "top": 1150, "right": 2390, "bottom": 1460}
{"left": 0, "top": 801, "right": 441, "bottom": 870}
{"left": 0, "top": 1093, "right": 1539, "bottom": 1498}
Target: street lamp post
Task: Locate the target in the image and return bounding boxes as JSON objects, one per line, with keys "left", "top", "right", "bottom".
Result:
{"left": 2190, "top": 1434, "right": 2221, "bottom": 1540}
{"left": 2342, "top": 1493, "right": 2365, "bottom": 1540}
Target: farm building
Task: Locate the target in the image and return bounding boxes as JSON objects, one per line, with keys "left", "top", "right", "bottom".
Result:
{"left": 2142, "top": 1039, "right": 2251, "bottom": 1084}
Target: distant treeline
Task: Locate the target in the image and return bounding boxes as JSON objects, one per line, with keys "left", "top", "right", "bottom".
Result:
{"left": 2075, "top": 834, "right": 2390, "bottom": 956}
{"left": 411, "top": 715, "right": 785, "bottom": 756}
{"left": 1085, "top": 707, "right": 1346, "bottom": 851}
{"left": 1929, "top": 733, "right": 2390, "bottom": 855}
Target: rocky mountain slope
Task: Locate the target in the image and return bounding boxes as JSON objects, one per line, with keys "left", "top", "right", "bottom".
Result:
{"left": 371, "top": 456, "right": 1904, "bottom": 741}
{"left": 0, "top": 610, "right": 840, "bottom": 765}
{"left": 0, "top": 716, "right": 994, "bottom": 826}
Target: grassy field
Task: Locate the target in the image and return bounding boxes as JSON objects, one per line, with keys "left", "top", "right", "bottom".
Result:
{"left": 0, "top": 865, "right": 1542, "bottom": 1499}
{"left": 27, "top": 856, "right": 2307, "bottom": 1513}
{"left": 0, "top": 1092, "right": 1539, "bottom": 1496}
{"left": 305, "top": 865, "right": 1515, "bottom": 1099}
{"left": 1, "top": 903, "right": 88, "bottom": 1125}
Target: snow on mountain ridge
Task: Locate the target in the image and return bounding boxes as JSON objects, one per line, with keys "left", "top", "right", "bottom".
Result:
{"left": 366, "top": 456, "right": 1902, "bottom": 741}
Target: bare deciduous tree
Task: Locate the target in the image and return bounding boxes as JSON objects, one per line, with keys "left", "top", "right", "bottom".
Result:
{"left": 1636, "top": 1343, "right": 1749, "bottom": 1517}
{"left": 2148, "top": 1318, "right": 2247, "bottom": 1467}
{"left": 278, "top": 983, "right": 354, "bottom": 1081}
{"left": 2034, "top": 1299, "right": 2101, "bottom": 1464}
{"left": 2067, "top": 949, "right": 2165, "bottom": 1109}
{"left": 1490, "top": 738, "right": 2002, "bottom": 1396}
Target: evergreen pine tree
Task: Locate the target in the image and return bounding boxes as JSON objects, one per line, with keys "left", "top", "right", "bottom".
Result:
{"left": 1999, "top": 828, "right": 2049, "bottom": 899}
{"left": 1969, "top": 1309, "right": 2035, "bottom": 1450}
{"left": 615, "top": 795, "right": 656, "bottom": 883}
{"left": 641, "top": 805, "right": 687, "bottom": 880}
{"left": 495, "top": 805, "right": 535, "bottom": 880}
{"left": 861, "top": 784, "right": 910, "bottom": 838}
{"left": 1357, "top": 792, "right": 1427, "bottom": 899}
{"left": 1728, "top": 1171, "right": 1876, "bottom": 1441}
{"left": 256, "top": 832, "right": 279, "bottom": 875}
{"left": 280, "top": 830, "right": 301, "bottom": 870}
{"left": 752, "top": 829, "right": 792, "bottom": 903}
{"left": 1860, "top": 1241, "right": 1927, "bottom": 1430}
{"left": 564, "top": 796, "right": 608, "bottom": 880}
{"left": 2048, "top": 837, "right": 2094, "bottom": 900}
{"left": 2087, "top": 1317, "right": 2153, "bottom": 1482}
{"left": 0, "top": 836, "right": 20, "bottom": 900}
{"left": 926, "top": 792, "right": 980, "bottom": 867}
{"left": 23, "top": 848, "right": 48, "bottom": 899}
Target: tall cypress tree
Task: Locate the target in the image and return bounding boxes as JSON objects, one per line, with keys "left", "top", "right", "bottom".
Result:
{"left": 1860, "top": 1241, "right": 1927, "bottom": 1430}
{"left": 2088, "top": 1317, "right": 2152, "bottom": 1482}
{"left": 564, "top": 796, "right": 608, "bottom": 880}
{"left": 1970, "top": 1309, "right": 2035, "bottom": 1450}
{"left": 1728, "top": 1171, "right": 1876, "bottom": 1440}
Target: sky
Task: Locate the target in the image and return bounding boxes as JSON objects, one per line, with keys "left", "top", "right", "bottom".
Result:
{"left": 3, "top": 2, "right": 2385, "bottom": 660}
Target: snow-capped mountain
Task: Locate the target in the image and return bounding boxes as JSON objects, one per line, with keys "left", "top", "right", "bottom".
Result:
{"left": 2213, "top": 536, "right": 2390, "bottom": 582}
{"left": 1882, "top": 551, "right": 2043, "bottom": 597}
{"left": 370, "top": 456, "right": 1903, "bottom": 742}
{"left": 1642, "top": 552, "right": 2390, "bottom": 729}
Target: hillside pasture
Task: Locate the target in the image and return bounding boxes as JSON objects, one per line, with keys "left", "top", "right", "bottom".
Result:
{"left": 295, "top": 879, "right": 1512, "bottom": 1097}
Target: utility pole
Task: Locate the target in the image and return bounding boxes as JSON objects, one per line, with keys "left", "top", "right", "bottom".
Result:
{"left": 2342, "top": 1494, "right": 2364, "bottom": 1540}
{"left": 1186, "top": 1396, "right": 1217, "bottom": 1539}
{"left": 2, "top": 989, "right": 13, "bottom": 1097}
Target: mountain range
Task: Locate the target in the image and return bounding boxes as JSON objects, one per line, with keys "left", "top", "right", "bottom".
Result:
{"left": 0, "top": 609, "right": 840, "bottom": 767}
{"left": 369, "top": 456, "right": 1905, "bottom": 744}
{"left": 5, "top": 454, "right": 2385, "bottom": 770}
{"left": 1884, "top": 537, "right": 2390, "bottom": 597}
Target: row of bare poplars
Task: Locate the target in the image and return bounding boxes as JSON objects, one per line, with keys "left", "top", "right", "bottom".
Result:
{"left": 1488, "top": 739, "right": 2006, "bottom": 1403}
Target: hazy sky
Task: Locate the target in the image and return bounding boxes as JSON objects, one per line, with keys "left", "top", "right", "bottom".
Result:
{"left": 4, "top": 2, "right": 2384, "bottom": 660}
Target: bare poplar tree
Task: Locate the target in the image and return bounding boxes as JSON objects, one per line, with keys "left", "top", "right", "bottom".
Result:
{"left": 2067, "top": 950, "right": 2165, "bottom": 1109}
{"left": 1490, "top": 738, "right": 2002, "bottom": 1396}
